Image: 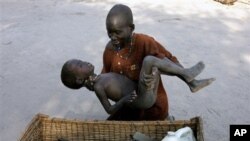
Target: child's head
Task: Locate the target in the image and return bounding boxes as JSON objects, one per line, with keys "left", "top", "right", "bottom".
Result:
{"left": 106, "top": 4, "right": 134, "bottom": 47}
{"left": 61, "top": 59, "right": 94, "bottom": 89}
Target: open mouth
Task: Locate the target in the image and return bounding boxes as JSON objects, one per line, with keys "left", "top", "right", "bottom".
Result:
{"left": 111, "top": 40, "right": 120, "bottom": 45}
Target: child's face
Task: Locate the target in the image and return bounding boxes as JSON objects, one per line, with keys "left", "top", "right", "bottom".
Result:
{"left": 72, "top": 62, "right": 94, "bottom": 82}
{"left": 106, "top": 16, "right": 133, "bottom": 47}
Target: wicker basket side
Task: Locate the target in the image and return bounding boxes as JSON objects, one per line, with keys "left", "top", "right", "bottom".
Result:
{"left": 19, "top": 114, "right": 49, "bottom": 141}
{"left": 191, "top": 117, "right": 204, "bottom": 141}
{"left": 20, "top": 114, "right": 204, "bottom": 141}
{"left": 39, "top": 117, "right": 201, "bottom": 141}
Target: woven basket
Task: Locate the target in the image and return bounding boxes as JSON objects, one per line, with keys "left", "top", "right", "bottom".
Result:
{"left": 19, "top": 113, "right": 204, "bottom": 141}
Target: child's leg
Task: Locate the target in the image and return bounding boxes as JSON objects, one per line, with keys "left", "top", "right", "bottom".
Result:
{"left": 141, "top": 56, "right": 215, "bottom": 93}
{"left": 131, "top": 67, "right": 160, "bottom": 109}
{"left": 133, "top": 55, "right": 204, "bottom": 109}
{"left": 142, "top": 56, "right": 205, "bottom": 82}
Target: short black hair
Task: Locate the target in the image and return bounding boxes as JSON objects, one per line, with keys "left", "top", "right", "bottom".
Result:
{"left": 61, "top": 59, "right": 83, "bottom": 89}
{"left": 106, "top": 4, "right": 134, "bottom": 27}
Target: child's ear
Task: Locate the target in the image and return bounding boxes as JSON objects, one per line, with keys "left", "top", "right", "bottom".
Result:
{"left": 130, "top": 24, "right": 135, "bottom": 31}
{"left": 75, "top": 78, "right": 84, "bottom": 85}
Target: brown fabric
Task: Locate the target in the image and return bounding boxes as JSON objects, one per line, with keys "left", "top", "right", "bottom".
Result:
{"left": 102, "top": 33, "right": 179, "bottom": 120}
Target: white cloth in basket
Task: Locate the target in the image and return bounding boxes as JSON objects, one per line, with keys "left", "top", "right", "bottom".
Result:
{"left": 161, "top": 126, "right": 196, "bottom": 141}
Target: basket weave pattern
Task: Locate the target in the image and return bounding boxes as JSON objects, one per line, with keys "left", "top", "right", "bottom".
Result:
{"left": 20, "top": 114, "right": 204, "bottom": 141}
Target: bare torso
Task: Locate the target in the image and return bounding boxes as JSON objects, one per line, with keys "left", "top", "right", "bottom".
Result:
{"left": 94, "top": 72, "right": 137, "bottom": 102}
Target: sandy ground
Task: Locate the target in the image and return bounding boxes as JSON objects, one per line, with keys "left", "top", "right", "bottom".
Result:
{"left": 1, "top": 0, "right": 250, "bottom": 140}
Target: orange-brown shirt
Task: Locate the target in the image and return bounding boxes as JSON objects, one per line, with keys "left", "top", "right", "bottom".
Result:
{"left": 102, "top": 33, "right": 179, "bottom": 120}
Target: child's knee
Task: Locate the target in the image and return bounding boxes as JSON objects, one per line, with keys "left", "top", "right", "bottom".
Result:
{"left": 143, "top": 56, "right": 156, "bottom": 65}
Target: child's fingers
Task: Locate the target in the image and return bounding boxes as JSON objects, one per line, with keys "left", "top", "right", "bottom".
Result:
{"left": 128, "top": 91, "right": 138, "bottom": 102}
{"left": 143, "top": 73, "right": 154, "bottom": 79}
{"left": 142, "top": 74, "right": 154, "bottom": 82}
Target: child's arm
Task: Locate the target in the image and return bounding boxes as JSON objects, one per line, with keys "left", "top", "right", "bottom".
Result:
{"left": 95, "top": 88, "right": 131, "bottom": 115}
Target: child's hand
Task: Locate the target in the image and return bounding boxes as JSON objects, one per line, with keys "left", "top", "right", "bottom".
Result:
{"left": 127, "top": 90, "right": 137, "bottom": 103}
{"left": 140, "top": 67, "right": 159, "bottom": 90}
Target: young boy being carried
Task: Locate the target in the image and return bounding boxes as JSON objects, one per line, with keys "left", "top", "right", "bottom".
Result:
{"left": 61, "top": 56, "right": 214, "bottom": 115}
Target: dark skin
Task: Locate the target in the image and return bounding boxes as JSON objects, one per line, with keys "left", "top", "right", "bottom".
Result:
{"left": 62, "top": 4, "right": 215, "bottom": 118}
{"left": 105, "top": 4, "right": 215, "bottom": 93}
{"left": 61, "top": 56, "right": 210, "bottom": 115}
{"left": 106, "top": 4, "right": 134, "bottom": 50}
{"left": 61, "top": 59, "right": 138, "bottom": 115}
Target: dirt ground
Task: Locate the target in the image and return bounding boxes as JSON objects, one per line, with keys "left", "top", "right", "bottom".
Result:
{"left": 1, "top": 0, "right": 250, "bottom": 141}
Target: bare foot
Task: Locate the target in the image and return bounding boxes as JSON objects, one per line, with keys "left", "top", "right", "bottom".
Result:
{"left": 184, "top": 61, "right": 205, "bottom": 82}
{"left": 189, "top": 78, "right": 216, "bottom": 93}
